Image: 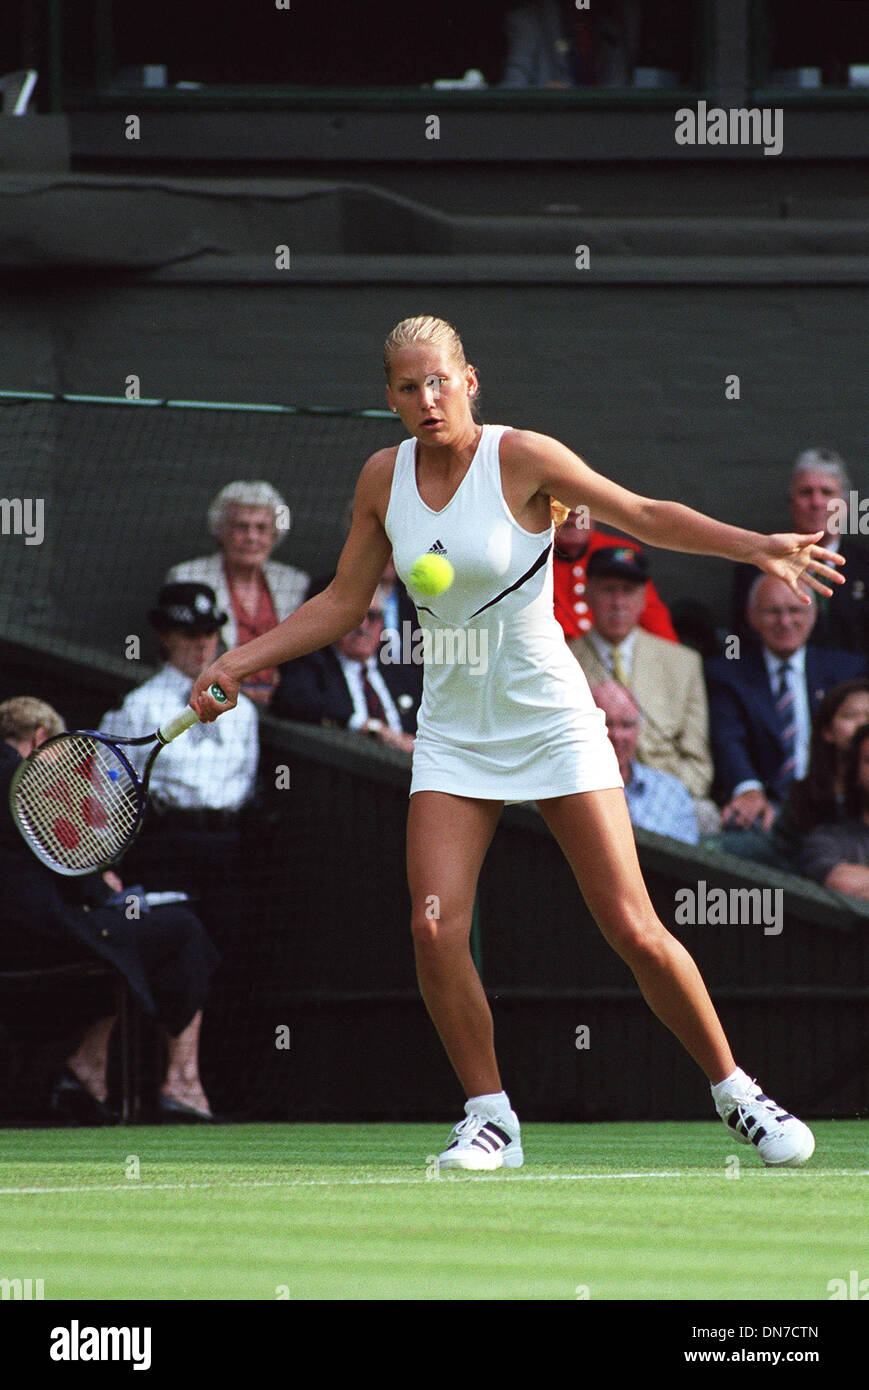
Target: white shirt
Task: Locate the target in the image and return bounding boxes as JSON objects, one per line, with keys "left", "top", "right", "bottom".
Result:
{"left": 732, "top": 644, "right": 810, "bottom": 798}
{"left": 335, "top": 652, "right": 404, "bottom": 732}
{"left": 99, "top": 663, "right": 258, "bottom": 811}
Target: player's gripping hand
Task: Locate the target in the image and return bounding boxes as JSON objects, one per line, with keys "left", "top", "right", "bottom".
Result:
{"left": 190, "top": 661, "right": 240, "bottom": 722}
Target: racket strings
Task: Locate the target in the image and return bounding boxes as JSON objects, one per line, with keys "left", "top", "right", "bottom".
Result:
{"left": 13, "top": 734, "right": 142, "bottom": 874}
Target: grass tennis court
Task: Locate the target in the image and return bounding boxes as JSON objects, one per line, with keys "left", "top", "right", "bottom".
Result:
{"left": 0, "top": 1121, "right": 865, "bottom": 1301}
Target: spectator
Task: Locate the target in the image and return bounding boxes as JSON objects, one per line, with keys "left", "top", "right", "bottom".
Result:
{"left": 732, "top": 448, "right": 869, "bottom": 655}
{"left": 773, "top": 678, "right": 869, "bottom": 866}
{"left": 100, "top": 583, "right": 259, "bottom": 947}
{"left": 706, "top": 575, "right": 865, "bottom": 833}
{"left": 309, "top": 555, "right": 424, "bottom": 714}
{"left": 272, "top": 586, "right": 418, "bottom": 752}
{"left": 167, "top": 480, "right": 309, "bottom": 706}
{"left": 500, "top": 0, "right": 641, "bottom": 88}
{"left": 592, "top": 680, "right": 699, "bottom": 844}
{"left": 802, "top": 721, "right": 869, "bottom": 898}
{"left": 0, "top": 697, "right": 218, "bottom": 1123}
{"left": 553, "top": 506, "right": 678, "bottom": 643}
{"left": 569, "top": 545, "right": 718, "bottom": 830}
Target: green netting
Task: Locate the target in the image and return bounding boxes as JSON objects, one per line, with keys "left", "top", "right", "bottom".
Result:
{"left": 0, "top": 391, "right": 403, "bottom": 664}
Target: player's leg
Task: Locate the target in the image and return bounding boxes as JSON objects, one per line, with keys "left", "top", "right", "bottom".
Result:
{"left": 407, "top": 790, "right": 522, "bottom": 1169}
{"left": 538, "top": 787, "right": 733, "bottom": 1079}
{"left": 537, "top": 788, "right": 814, "bottom": 1165}
{"left": 407, "top": 790, "right": 502, "bottom": 1096}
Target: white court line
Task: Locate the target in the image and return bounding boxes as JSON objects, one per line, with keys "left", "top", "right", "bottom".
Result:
{"left": 0, "top": 1170, "right": 866, "bottom": 1195}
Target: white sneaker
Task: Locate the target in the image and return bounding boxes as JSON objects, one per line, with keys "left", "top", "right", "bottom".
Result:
{"left": 715, "top": 1077, "right": 815, "bottom": 1167}
{"left": 438, "top": 1101, "right": 524, "bottom": 1171}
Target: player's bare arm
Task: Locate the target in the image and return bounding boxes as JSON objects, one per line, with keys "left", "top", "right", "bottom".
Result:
{"left": 501, "top": 429, "right": 846, "bottom": 602}
{"left": 190, "top": 451, "right": 395, "bottom": 719}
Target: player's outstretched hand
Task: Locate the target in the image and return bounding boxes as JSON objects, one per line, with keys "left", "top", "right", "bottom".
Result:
{"left": 755, "top": 531, "right": 846, "bottom": 601}
{"left": 190, "top": 661, "right": 239, "bottom": 722}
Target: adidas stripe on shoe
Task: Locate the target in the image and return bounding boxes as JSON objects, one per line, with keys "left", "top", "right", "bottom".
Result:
{"left": 438, "top": 1104, "right": 524, "bottom": 1171}
{"left": 716, "top": 1078, "right": 815, "bottom": 1167}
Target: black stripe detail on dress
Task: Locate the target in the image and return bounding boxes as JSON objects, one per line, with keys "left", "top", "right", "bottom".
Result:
{"left": 467, "top": 542, "right": 553, "bottom": 621}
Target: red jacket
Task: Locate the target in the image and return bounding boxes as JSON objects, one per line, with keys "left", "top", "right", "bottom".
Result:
{"left": 553, "top": 530, "right": 678, "bottom": 643}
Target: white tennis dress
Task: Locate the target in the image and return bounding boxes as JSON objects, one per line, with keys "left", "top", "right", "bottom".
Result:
{"left": 384, "top": 422, "right": 622, "bottom": 803}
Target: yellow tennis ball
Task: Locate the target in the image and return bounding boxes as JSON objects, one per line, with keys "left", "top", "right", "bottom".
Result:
{"left": 409, "top": 554, "right": 454, "bottom": 596}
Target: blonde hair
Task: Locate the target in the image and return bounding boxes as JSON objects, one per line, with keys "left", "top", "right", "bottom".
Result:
{"left": 383, "top": 315, "right": 569, "bottom": 527}
{"left": 0, "top": 696, "right": 65, "bottom": 742}
{"left": 383, "top": 315, "right": 468, "bottom": 379}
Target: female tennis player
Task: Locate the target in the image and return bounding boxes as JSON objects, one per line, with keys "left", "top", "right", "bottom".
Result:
{"left": 191, "top": 315, "right": 845, "bottom": 1169}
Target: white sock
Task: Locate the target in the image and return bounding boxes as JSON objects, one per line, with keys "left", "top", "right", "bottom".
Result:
{"left": 710, "top": 1067, "right": 753, "bottom": 1107}
{"left": 467, "top": 1090, "right": 511, "bottom": 1119}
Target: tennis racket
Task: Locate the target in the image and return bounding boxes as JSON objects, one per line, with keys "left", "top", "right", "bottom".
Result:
{"left": 9, "top": 684, "right": 228, "bottom": 877}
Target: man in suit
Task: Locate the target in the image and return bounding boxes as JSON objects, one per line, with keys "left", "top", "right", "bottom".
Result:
{"left": 731, "top": 448, "right": 869, "bottom": 656}
{"left": 272, "top": 587, "right": 419, "bottom": 753}
{"left": 568, "top": 546, "right": 717, "bottom": 829}
{"left": 707, "top": 574, "right": 866, "bottom": 832}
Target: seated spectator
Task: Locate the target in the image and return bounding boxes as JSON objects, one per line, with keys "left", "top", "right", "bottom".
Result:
{"left": 272, "top": 586, "right": 418, "bottom": 753}
{"left": 500, "top": 0, "right": 640, "bottom": 88}
{"left": 100, "top": 583, "right": 259, "bottom": 948}
{"left": 309, "top": 555, "right": 424, "bottom": 713}
{"left": 166, "top": 480, "right": 309, "bottom": 706}
{"left": 553, "top": 507, "right": 678, "bottom": 643}
{"left": 772, "top": 678, "right": 869, "bottom": 866}
{"left": 0, "top": 697, "right": 218, "bottom": 1123}
{"left": 732, "top": 448, "right": 869, "bottom": 655}
{"left": 802, "top": 721, "right": 869, "bottom": 898}
{"left": 592, "top": 681, "right": 699, "bottom": 844}
{"left": 706, "top": 575, "right": 865, "bottom": 834}
{"left": 569, "top": 545, "right": 718, "bottom": 830}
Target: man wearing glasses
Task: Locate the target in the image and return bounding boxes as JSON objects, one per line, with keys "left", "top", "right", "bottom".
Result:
{"left": 272, "top": 585, "right": 418, "bottom": 753}
{"left": 706, "top": 574, "right": 864, "bottom": 832}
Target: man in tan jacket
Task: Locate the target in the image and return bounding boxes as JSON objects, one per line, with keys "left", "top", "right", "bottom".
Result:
{"left": 569, "top": 546, "right": 719, "bottom": 832}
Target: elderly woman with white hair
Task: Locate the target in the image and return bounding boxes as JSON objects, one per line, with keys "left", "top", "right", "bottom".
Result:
{"left": 166, "top": 480, "right": 309, "bottom": 705}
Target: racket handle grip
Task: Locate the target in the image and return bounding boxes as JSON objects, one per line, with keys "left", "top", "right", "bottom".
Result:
{"left": 158, "top": 685, "right": 228, "bottom": 744}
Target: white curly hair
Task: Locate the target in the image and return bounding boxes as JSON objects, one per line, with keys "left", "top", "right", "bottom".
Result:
{"left": 207, "top": 480, "right": 291, "bottom": 550}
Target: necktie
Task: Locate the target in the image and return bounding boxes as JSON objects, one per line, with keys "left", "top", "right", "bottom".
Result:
{"left": 774, "top": 660, "right": 797, "bottom": 793}
{"left": 361, "top": 666, "right": 387, "bottom": 723}
{"left": 611, "top": 646, "right": 629, "bottom": 686}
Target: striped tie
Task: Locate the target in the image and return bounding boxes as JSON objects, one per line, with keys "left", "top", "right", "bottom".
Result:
{"left": 611, "top": 646, "right": 629, "bottom": 686}
{"left": 774, "top": 659, "right": 797, "bottom": 794}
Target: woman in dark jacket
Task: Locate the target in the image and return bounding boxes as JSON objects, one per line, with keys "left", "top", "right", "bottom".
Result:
{"left": 0, "top": 697, "right": 219, "bottom": 1123}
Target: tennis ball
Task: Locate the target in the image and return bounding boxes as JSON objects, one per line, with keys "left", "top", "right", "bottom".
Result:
{"left": 409, "top": 554, "right": 454, "bottom": 596}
